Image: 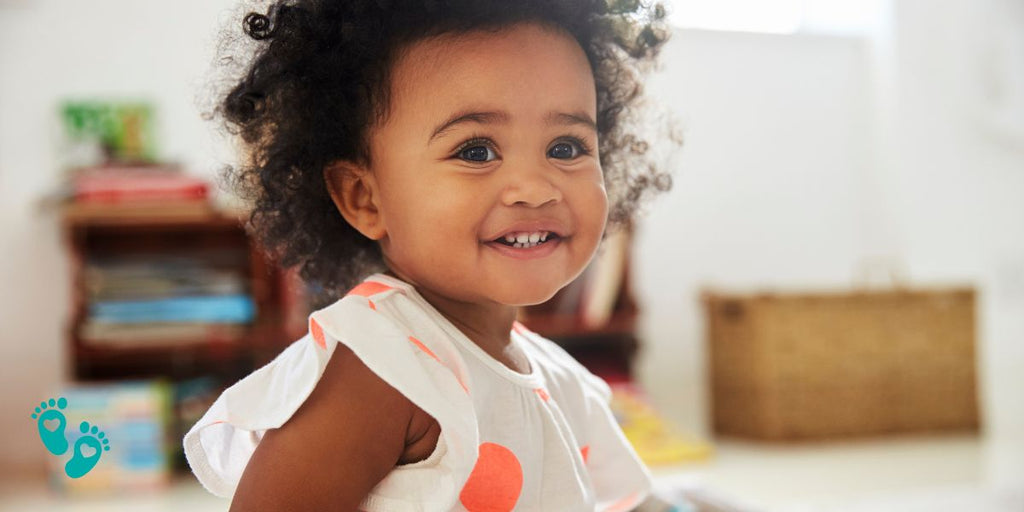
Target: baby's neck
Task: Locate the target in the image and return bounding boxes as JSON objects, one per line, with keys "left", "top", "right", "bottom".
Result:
{"left": 398, "top": 275, "right": 528, "bottom": 374}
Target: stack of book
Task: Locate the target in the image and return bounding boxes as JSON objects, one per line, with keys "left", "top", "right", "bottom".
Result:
{"left": 80, "top": 251, "right": 255, "bottom": 348}
{"left": 61, "top": 164, "right": 214, "bottom": 220}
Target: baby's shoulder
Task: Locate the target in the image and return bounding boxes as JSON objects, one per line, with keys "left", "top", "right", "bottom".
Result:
{"left": 309, "top": 281, "right": 469, "bottom": 393}
{"left": 310, "top": 278, "right": 469, "bottom": 387}
{"left": 183, "top": 276, "right": 480, "bottom": 504}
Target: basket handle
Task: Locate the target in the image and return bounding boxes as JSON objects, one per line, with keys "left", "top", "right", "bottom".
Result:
{"left": 852, "top": 256, "right": 911, "bottom": 291}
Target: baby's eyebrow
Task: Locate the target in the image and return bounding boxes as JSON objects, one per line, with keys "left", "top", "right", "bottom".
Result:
{"left": 428, "top": 109, "right": 597, "bottom": 143}
{"left": 547, "top": 111, "right": 598, "bottom": 132}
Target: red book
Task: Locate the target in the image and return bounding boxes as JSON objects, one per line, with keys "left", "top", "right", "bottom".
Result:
{"left": 73, "top": 167, "right": 209, "bottom": 203}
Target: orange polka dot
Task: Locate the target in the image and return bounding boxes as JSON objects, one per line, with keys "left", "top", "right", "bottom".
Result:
{"left": 368, "top": 299, "right": 376, "bottom": 311}
{"left": 459, "top": 442, "right": 523, "bottom": 512}
{"left": 580, "top": 445, "right": 590, "bottom": 464}
{"left": 310, "top": 319, "right": 326, "bottom": 349}
{"left": 534, "top": 388, "right": 550, "bottom": 402}
{"left": 346, "top": 281, "right": 393, "bottom": 297}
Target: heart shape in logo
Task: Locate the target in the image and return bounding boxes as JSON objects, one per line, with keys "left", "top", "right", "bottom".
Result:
{"left": 80, "top": 444, "right": 97, "bottom": 458}
{"left": 44, "top": 419, "right": 60, "bottom": 432}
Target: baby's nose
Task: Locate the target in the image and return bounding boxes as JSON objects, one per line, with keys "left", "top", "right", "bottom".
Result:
{"left": 500, "top": 166, "right": 563, "bottom": 207}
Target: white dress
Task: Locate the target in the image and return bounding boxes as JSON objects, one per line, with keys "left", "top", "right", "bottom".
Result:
{"left": 183, "top": 272, "right": 651, "bottom": 511}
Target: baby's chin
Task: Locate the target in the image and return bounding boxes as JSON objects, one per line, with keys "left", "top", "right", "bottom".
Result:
{"left": 489, "top": 280, "right": 568, "bottom": 307}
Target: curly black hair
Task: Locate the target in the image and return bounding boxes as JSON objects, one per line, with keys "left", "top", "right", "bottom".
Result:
{"left": 208, "top": 0, "right": 679, "bottom": 303}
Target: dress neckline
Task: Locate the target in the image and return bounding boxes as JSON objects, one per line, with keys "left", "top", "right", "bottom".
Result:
{"left": 363, "top": 273, "right": 543, "bottom": 387}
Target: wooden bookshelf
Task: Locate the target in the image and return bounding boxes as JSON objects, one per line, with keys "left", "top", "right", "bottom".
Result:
{"left": 61, "top": 204, "right": 304, "bottom": 382}
{"left": 62, "top": 199, "right": 642, "bottom": 386}
{"left": 59, "top": 198, "right": 315, "bottom": 475}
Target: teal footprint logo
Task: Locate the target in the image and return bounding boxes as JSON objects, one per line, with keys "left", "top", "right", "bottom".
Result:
{"left": 30, "top": 397, "right": 111, "bottom": 478}
{"left": 30, "top": 397, "right": 69, "bottom": 456}
{"left": 65, "top": 421, "right": 110, "bottom": 479}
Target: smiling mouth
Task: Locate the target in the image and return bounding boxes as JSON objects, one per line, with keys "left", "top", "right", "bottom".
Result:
{"left": 491, "top": 231, "right": 562, "bottom": 249}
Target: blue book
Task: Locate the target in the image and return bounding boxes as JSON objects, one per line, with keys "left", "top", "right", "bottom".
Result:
{"left": 89, "top": 294, "right": 256, "bottom": 323}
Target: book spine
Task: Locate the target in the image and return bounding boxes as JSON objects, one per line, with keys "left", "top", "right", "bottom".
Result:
{"left": 89, "top": 295, "right": 256, "bottom": 323}
{"left": 75, "top": 185, "right": 208, "bottom": 203}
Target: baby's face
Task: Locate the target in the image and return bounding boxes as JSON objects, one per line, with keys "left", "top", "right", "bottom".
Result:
{"left": 369, "top": 22, "right": 607, "bottom": 306}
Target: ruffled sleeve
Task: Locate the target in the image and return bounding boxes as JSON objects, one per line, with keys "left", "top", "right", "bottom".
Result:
{"left": 182, "top": 290, "right": 479, "bottom": 511}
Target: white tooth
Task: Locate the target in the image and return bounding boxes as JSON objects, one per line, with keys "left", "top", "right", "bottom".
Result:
{"left": 504, "top": 234, "right": 516, "bottom": 243}
{"left": 529, "top": 232, "right": 540, "bottom": 243}
{"left": 540, "top": 232, "right": 548, "bottom": 242}
{"left": 516, "top": 233, "right": 530, "bottom": 244}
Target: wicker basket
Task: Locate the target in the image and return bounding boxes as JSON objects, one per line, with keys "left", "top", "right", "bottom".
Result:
{"left": 701, "top": 258, "right": 980, "bottom": 440}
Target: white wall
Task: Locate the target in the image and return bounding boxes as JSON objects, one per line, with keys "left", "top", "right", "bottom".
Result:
{"left": 0, "top": 0, "right": 239, "bottom": 476}
{"left": 1, "top": 0, "right": 1021, "bottom": 477}
{"left": 882, "top": 0, "right": 1024, "bottom": 439}
{"left": 633, "top": 28, "right": 876, "bottom": 436}
{"left": 634, "top": 0, "right": 1024, "bottom": 442}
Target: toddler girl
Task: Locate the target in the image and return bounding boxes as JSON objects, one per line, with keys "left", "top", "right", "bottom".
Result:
{"left": 184, "top": 0, "right": 674, "bottom": 510}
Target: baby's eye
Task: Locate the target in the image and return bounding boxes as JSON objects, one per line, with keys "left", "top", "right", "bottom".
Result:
{"left": 548, "top": 138, "right": 590, "bottom": 160}
{"left": 458, "top": 143, "right": 498, "bottom": 163}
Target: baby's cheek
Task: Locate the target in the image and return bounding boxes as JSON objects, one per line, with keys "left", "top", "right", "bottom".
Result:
{"left": 580, "top": 181, "right": 609, "bottom": 227}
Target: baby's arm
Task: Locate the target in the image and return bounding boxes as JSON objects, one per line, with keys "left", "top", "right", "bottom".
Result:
{"left": 229, "top": 343, "right": 417, "bottom": 512}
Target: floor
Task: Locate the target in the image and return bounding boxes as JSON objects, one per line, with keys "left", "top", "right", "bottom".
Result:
{"left": 1, "top": 434, "right": 1021, "bottom": 512}
{"left": 650, "top": 433, "right": 1024, "bottom": 511}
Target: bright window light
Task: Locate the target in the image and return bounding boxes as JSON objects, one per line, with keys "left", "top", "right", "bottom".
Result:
{"left": 664, "top": 0, "right": 803, "bottom": 34}
{"left": 663, "top": 0, "right": 881, "bottom": 36}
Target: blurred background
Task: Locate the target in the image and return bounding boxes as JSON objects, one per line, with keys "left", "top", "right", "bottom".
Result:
{"left": 1, "top": 0, "right": 1022, "bottom": 511}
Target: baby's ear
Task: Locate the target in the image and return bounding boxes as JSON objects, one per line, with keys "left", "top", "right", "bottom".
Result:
{"left": 323, "top": 161, "right": 387, "bottom": 241}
